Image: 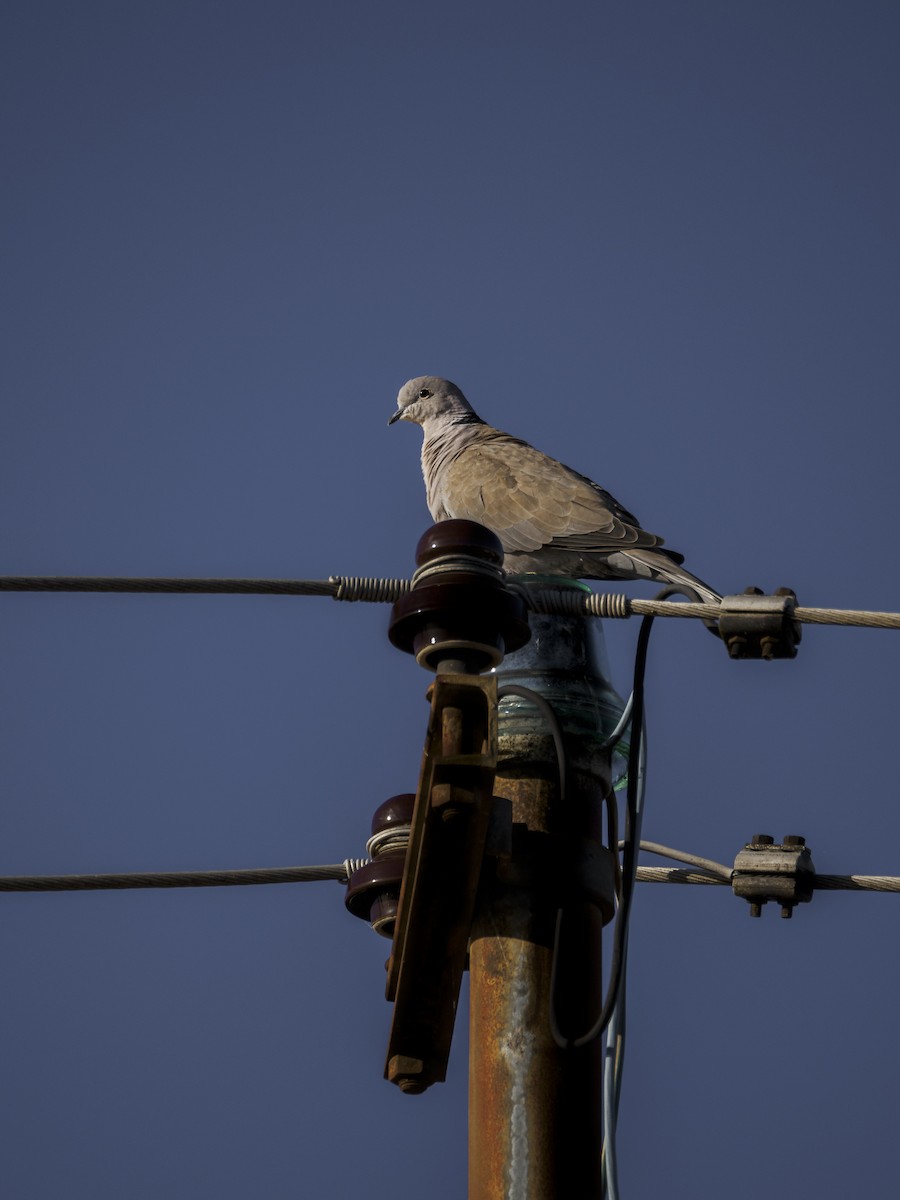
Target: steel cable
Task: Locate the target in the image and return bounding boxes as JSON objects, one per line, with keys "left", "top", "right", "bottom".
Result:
{"left": 3, "top": 574, "right": 900, "bottom": 631}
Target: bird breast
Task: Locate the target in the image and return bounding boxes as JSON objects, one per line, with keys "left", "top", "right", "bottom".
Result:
{"left": 420, "top": 425, "right": 474, "bottom": 521}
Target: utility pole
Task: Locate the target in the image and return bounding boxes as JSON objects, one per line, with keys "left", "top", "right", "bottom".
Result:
{"left": 469, "top": 579, "right": 620, "bottom": 1199}
{"left": 347, "top": 524, "right": 622, "bottom": 1196}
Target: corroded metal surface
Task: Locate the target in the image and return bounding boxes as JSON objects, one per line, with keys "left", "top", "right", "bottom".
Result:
{"left": 469, "top": 760, "right": 608, "bottom": 1198}
{"left": 384, "top": 673, "right": 498, "bottom": 1093}
{"left": 469, "top": 589, "right": 614, "bottom": 1198}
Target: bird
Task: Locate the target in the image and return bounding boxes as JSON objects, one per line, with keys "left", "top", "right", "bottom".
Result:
{"left": 389, "top": 375, "right": 720, "bottom": 603}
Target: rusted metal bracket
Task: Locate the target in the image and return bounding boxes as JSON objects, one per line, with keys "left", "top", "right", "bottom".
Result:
{"left": 732, "top": 834, "right": 815, "bottom": 917}
{"left": 384, "top": 673, "right": 498, "bottom": 1093}
{"left": 718, "top": 588, "right": 801, "bottom": 659}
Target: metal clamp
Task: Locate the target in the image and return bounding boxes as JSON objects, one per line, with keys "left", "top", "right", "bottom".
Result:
{"left": 383, "top": 673, "right": 498, "bottom": 1093}
{"left": 732, "top": 834, "right": 815, "bottom": 918}
{"left": 717, "top": 588, "right": 801, "bottom": 660}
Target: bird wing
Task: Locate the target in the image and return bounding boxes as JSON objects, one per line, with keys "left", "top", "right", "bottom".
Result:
{"left": 439, "top": 430, "right": 676, "bottom": 557}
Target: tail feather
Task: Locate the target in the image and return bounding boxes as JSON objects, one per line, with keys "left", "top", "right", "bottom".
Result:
{"left": 603, "top": 549, "right": 721, "bottom": 604}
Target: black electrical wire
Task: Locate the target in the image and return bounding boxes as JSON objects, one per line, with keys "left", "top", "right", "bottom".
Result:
{"left": 0, "top": 863, "right": 355, "bottom": 891}
{"left": 600, "top": 584, "right": 704, "bottom": 1200}
{"left": 0, "top": 576, "right": 338, "bottom": 596}
{"left": 557, "top": 583, "right": 701, "bottom": 1053}
{"left": 549, "top": 612, "right": 650, "bottom": 1050}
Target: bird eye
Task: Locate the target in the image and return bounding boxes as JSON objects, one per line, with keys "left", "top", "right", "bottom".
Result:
{"left": 418, "top": 388, "right": 432, "bottom": 399}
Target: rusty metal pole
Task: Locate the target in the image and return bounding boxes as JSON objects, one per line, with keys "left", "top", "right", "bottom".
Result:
{"left": 468, "top": 579, "right": 623, "bottom": 1200}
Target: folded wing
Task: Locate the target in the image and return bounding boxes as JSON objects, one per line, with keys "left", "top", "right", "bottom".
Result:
{"left": 440, "top": 431, "right": 681, "bottom": 562}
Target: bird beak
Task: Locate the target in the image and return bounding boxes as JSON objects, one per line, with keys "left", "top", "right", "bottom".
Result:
{"left": 388, "top": 409, "right": 403, "bottom": 425}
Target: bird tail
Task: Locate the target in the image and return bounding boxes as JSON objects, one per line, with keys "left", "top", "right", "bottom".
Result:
{"left": 606, "top": 549, "right": 722, "bottom": 604}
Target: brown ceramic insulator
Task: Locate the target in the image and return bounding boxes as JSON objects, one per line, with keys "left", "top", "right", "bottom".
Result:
{"left": 389, "top": 522, "right": 530, "bottom": 672}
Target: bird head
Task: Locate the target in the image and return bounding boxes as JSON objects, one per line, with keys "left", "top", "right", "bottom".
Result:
{"left": 388, "top": 376, "right": 474, "bottom": 428}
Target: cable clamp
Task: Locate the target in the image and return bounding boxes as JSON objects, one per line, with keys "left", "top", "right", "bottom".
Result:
{"left": 732, "top": 834, "right": 815, "bottom": 918}
{"left": 717, "top": 588, "right": 801, "bottom": 659}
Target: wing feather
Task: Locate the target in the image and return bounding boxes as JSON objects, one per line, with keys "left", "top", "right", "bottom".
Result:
{"left": 439, "top": 431, "right": 674, "bottom": 557}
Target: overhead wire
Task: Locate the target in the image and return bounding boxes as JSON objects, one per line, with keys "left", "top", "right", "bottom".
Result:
{"left": 4, "top": 563, "right": 900, "bottom": 1200}
{"left": 0, "top": 862, "right": 361, "bottom": 892}
{"left": 0, "top": 860, "right": 893, "bottom": 894}
{"left": 558, "top": 583, "right": 690, "bottom": 1055}
{"left": 600, "top": 726, "right": 645, "bottom": 1200}
{"left": 633, "top": 868, "right": 900, "bottom": 892}
{"left": 625, "top": 840, "right": 733, "bottom": 880}
{"left": 3, "top": 565, "right": 899, "bottom": 1199}
{"left": 3, "top": 574, "right": 900, "bottom": 631}
{"left": 0, "top": 576, "right": 341, "bottom": 596}
{"left": 635, "top": 865, "right": 730, "bottom": 886}
{"left": 597, "top": 585, "right": 704, "bottom": 1200}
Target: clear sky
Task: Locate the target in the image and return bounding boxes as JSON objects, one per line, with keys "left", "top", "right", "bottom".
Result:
{"left": 2, "top": 2, "right": 899, "bottom": 1197}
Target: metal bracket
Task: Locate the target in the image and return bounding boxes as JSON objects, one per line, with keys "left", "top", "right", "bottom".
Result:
{"left": 383, "top": 673, "right": 498, "bottom": 1093}
{"left": 732, "top": 834, "right": 815, "bottom": 917}
{"left": 717, "top": 588, "right": 801, "bottom": 659}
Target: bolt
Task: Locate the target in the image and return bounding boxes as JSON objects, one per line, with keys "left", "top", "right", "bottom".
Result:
{"left": 752, "top": 834, "right": 775, "bottom": 846}
{"left": 780, "top": 905, "right": 794, "bottom": 919}
{"left": 760, "top": 636, "right": 778, "bottom": 660}
{"left": 749, "top": 902, "right": 763, "bottom": 918}
{"left": 387, "top": 1054, "right": 426, "bottom": 1093}
{"left": 783, "top": 835, "right": 805, "bottom": 846}
{"left": 727, "top": 636, "right": 747, "bottom": 659}
{"left": 396, "top": 1077, "right": 427, "bottom": 1095}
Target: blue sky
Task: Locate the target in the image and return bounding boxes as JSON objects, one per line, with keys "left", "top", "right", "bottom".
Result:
{"left": 2, "top": 3, "right": 899, "bottom": 1196}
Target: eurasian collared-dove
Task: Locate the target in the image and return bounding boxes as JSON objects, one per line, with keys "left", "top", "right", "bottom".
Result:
{"left": 389, "top": 375, "right": 720, "bottom": 602}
